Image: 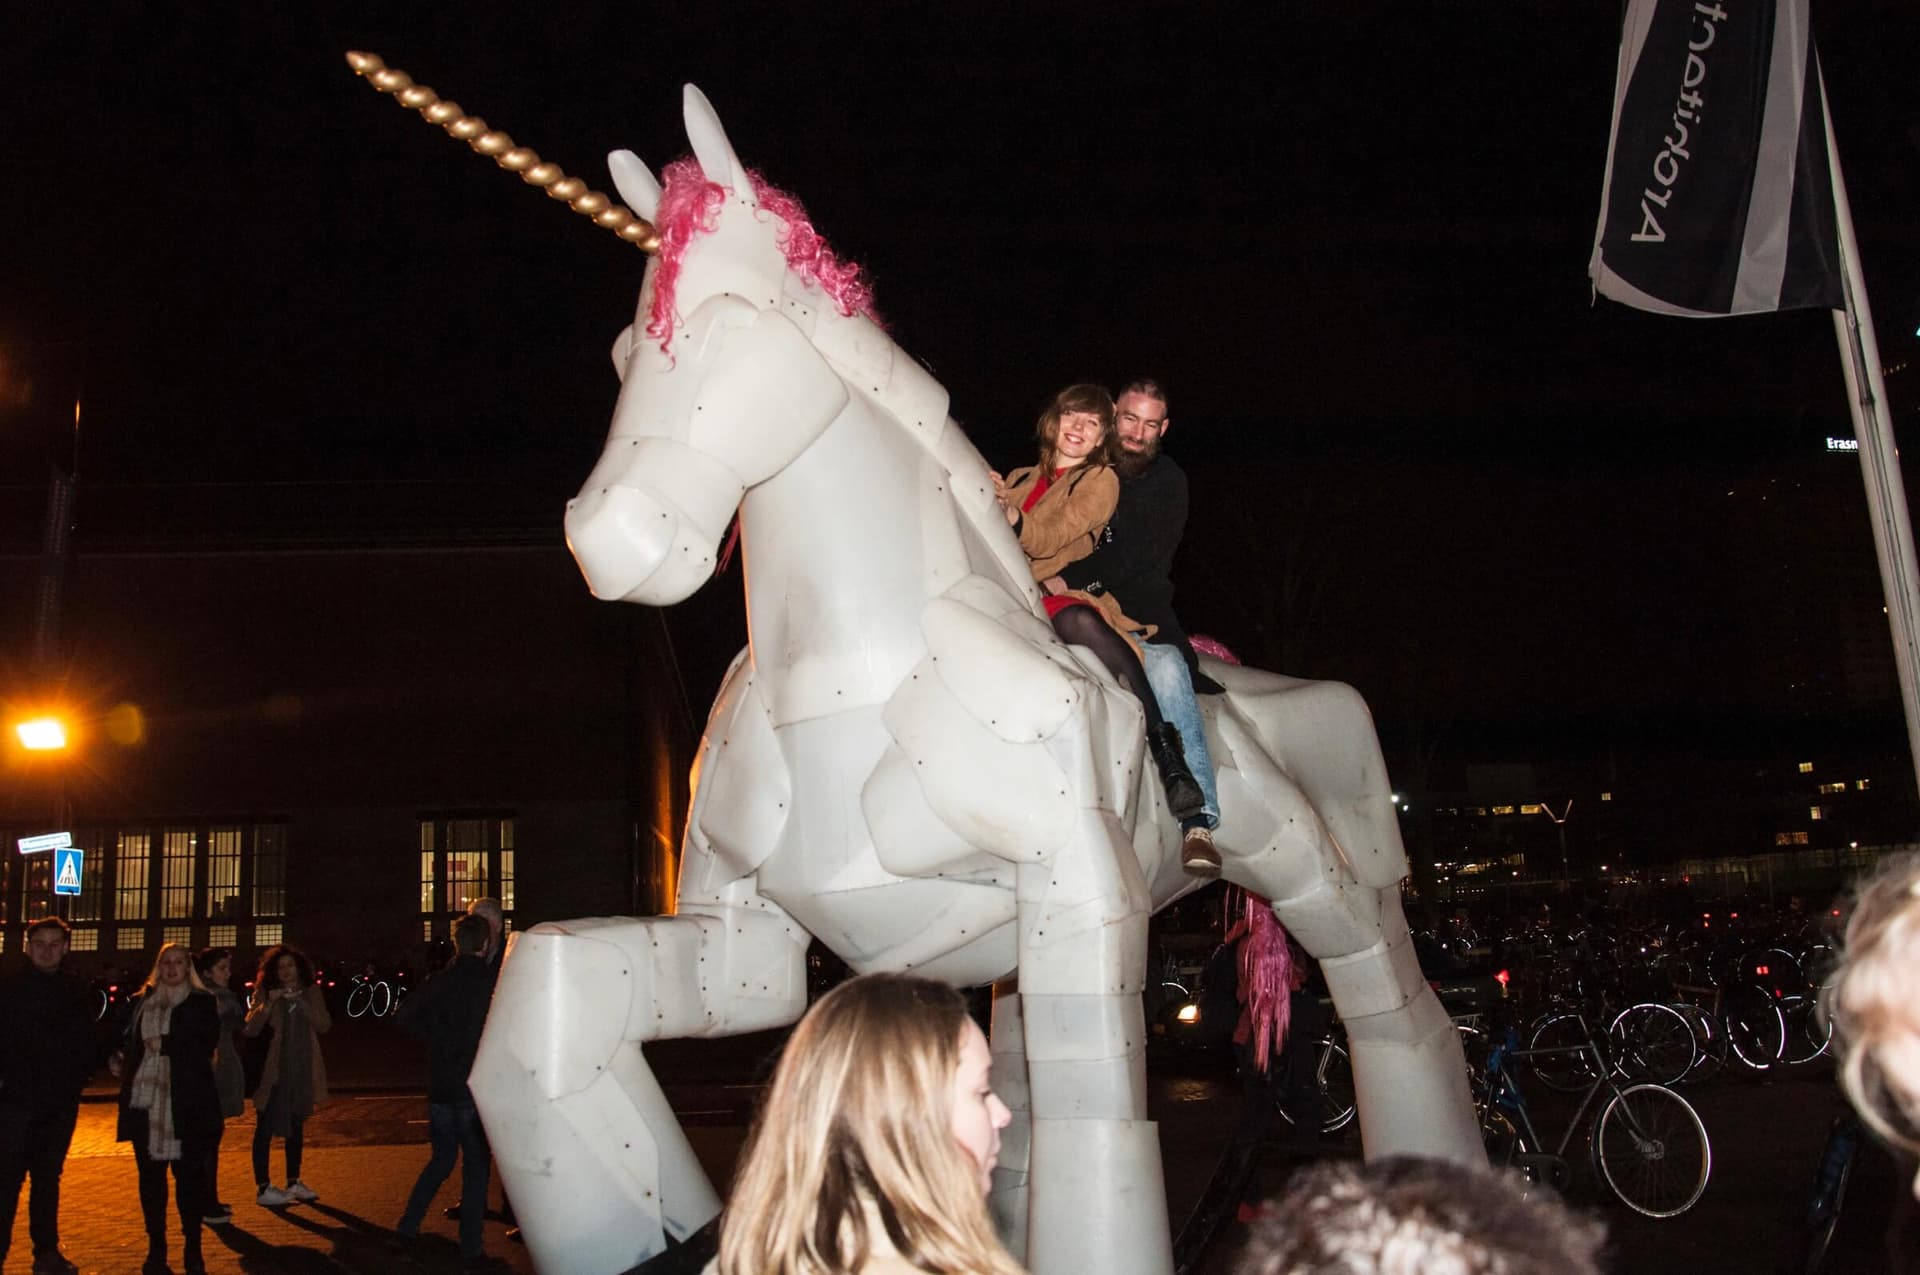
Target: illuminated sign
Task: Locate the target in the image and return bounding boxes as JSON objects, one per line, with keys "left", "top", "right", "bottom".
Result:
{"left": 1827, "top": 437, "right": 1860, "bottom": 452}
{"left": 17, "top": 831, "right": 71, "bottom": 854}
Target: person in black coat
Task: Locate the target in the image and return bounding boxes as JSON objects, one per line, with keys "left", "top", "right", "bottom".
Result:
{"left": 392, "top": 913, "right": 501, "bottom": 1264}
{"left": 0, "top": 916, "right": 100, "bottom": 1275}
{"left": 112, "top": 943, "right": 221, "bottom": 1275}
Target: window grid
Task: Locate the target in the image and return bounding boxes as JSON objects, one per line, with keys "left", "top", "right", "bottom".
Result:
{"left": 208, "top": 924, "right": 237, "bottom": 948}
{"left": 256, "top": 922, "right": 283, "bottom": 947}
{"left": 25, "top": 858, "right": 54, "bottom": 922}
{"left": 162, "top": 923, "right": 192, "bottom": 947}
{"left": 69, "top": 928, "right": 99, "bottom": 952}
{"left": 500, "top": 850, "right": 516, "bottom": 913}
{"left": 208, "top": 828, "right": 243, "bottom": 922}
{"left": 162, "top": 828, "right": 197, "bottom": 920}
{"left": 69, "top": 830, "right": 107, "bottom": 923}
{"left": 116, "top": 832, "right": 151, "bottom": 922}
{"left": 253, "top": 826, "right": 287, "bottom": 917}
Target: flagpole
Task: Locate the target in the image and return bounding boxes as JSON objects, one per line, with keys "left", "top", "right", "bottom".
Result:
{"left": 1820, "top": 67, "right": 1920, "bottom": 798}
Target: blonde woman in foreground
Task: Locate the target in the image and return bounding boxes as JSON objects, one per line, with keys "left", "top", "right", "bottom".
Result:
{"left": 715, "top": 973, "right": 1022, "bottom": 1275}
{"left": 1826, "top": 850, "right": 1920, "bottom": 1200}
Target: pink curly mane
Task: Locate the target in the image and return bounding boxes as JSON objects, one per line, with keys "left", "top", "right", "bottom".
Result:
{"left": 645, "top": 157, "right": 880, "bottom": 352}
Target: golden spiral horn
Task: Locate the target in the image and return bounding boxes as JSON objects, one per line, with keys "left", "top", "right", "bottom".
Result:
{"left": 344, "top": 50, "right": 660, "bottom": 254}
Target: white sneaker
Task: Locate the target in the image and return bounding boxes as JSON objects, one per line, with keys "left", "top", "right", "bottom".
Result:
{"left": 285, "top": 1180, "right": 319, "bottom": 1203}
{"left": 256, "top": 1184, "right": 291, "bottom": 1207}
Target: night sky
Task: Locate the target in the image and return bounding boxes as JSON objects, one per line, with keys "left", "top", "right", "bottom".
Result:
{"left": 4, "top": 1, "right": 1919, "bottom": 778}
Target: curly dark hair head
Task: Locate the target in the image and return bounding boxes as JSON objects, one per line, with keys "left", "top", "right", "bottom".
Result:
{"left": 254, "top": 943, "right": 314, "bottom": 991}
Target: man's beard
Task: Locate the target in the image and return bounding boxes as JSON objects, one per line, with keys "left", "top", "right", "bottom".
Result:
{"left": 1115, "top": 442, "right": 1159, "bottom": 480}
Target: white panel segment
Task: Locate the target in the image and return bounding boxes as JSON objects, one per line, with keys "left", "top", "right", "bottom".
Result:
{"left": 921, "top": 595, "right": 1081, "bottom": 744}
{"left": 687, "top": 307, "right": 850, "bottom": 485}
{"left": 880, "top": 658, "right": 1074, "bottom": 863}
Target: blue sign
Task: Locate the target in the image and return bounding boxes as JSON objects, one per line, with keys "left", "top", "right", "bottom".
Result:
{"left": 53, "top": 847, "right": 82, "bottom": 897}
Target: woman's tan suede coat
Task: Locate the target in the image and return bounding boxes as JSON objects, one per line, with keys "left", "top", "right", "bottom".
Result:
{"left": 1004, "top": 463, "right": 1155, "bottom": 653}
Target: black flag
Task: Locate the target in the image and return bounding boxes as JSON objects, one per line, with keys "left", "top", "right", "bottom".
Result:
{"left": 1589, "top": 0, "right": 1843, "bottom": 317}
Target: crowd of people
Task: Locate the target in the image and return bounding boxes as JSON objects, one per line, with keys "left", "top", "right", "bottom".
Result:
{"left": 0, "top": 897, "right": 505, "bottom": 1274}
{"left": 8, "top": 381, "right": 1920, "bottom": 1274}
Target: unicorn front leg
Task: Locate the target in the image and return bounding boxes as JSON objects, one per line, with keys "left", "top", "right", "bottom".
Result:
{"left": 880, "top": 579, "right": 1172, "bottom": 1275}
{"left": 469, "top": 654, "right": 812, "bottom": 1275}
{"left": 1014, "top": 813, "right": 1170, "bottom": 1275}
{"left": 468, "top": 895, "right": 810, "bottom": 1274}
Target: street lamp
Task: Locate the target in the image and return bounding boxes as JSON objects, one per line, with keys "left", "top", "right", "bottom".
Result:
{"left": 15, "top": 715, "right": 69, "bottom": 751}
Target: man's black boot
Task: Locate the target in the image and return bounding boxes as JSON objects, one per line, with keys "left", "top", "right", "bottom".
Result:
{"left": 1147, "top": 722, "right": 1206, "bottom": 821}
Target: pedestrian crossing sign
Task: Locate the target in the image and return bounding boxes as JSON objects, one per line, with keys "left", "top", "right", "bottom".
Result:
{"left": 54, "top": 847, "right": 82, "bottom": 896}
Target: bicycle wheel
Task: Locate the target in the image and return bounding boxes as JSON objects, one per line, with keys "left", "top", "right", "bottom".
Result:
{"left": 346, "top": 982, "right": 372, "bottom": 1019}
{"left": 1725, "top": 993, "right": 1787, "bottom": 1072}
{"left": 372, "top": 980, "right": 394, "bottom": 1018}
{"left": 1318, "top": 1039, "right": 1356, "bottom": 1133}
{"left": 1528, "top": 1014, "right": 1600, "bottom": 1093}
{"left": 1778, "top": 995, "right": 1833, "bottom": 1066}
{"left": 1674, "top": 1004, "right": 1728, "bottom": 1084}
{"left": 1592, "top": 1083, "right": 1711, "bottom": 1217}
{"left": 1609, "top": 1003, "right": 1697, "bottom": 1086}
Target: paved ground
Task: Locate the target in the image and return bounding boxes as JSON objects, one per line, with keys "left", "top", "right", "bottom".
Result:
{"left": 3, "top": 1017, "right": 1905, "bottom": 1274}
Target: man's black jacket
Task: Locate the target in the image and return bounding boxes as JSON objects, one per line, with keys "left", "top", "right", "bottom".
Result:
{"left": 394, "top": 954, "right": 494, "bottom": 1105}
{"left": 1058, "top": 451, "right": 1215, "bottom": 684}
{"left": 0, "top": 964, "right": 103, "bottom": 1113}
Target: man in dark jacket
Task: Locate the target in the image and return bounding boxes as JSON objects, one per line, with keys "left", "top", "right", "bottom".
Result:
{"left": 393, "top": 913, "right": 498, "bottom": 1266}
{"left": 0, "top": 917, "right": 98, "bottom": 1275}
{"left": 1056, "top": 378, "right": 1224, "bottom": 875}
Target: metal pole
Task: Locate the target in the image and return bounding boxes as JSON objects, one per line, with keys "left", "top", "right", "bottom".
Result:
{"left": 1821, "top": 66, "right": 1920, "bottom": 798}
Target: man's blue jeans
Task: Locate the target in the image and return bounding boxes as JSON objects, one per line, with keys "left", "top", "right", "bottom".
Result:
{"left": 1143, "top": 642, "right": 1219, "bottom": 829}
{"left": 397, "top": 1099, "right": 491, "bottom": 1258}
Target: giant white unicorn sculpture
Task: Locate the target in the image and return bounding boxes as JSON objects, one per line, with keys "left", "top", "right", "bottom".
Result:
{"left": 347, "top": 59, "right": 1478, "bottom": 1275}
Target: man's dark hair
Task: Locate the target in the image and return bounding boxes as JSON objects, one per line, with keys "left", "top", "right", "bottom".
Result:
{"left": 453, "top": 913, "right": 491, "bottom": 955}
{"left": 1240, "top": 1157, "right": 1604, "bottom": 1275}
{"left": 26, "top": 915, "right": 71, "bottom": 942}
{"left": 1117, "top": 378, "right": 1169, "bottom": 412}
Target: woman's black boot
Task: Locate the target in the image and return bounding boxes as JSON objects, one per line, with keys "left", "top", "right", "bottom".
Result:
{"left": 1146, "top": 723, "right": 1206, "bottom": 821}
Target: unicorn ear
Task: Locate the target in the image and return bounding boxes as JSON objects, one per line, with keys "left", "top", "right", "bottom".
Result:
{"left": 682, "top": 84, "right": 752, "bottom": 198}
{"left": 607, "top": 150, "right": 661, "bottom": 222}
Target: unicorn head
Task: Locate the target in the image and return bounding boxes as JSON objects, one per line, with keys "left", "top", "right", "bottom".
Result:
{"left": 564, "top": 86, "right": 895, "bottom": 606}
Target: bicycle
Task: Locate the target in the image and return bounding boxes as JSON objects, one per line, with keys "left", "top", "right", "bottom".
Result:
{"left": 1479, "top": 1011, "right": 1712, "bottom": 1217}
{"left": 1785, "top": 1108, "right": 1862, "bottom": 1274}
{"left": 345, "top": 970, "right": 396, "bottom": 1018}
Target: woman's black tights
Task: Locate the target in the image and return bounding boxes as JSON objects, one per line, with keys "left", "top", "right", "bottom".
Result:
{"left": 1051, "top": 604, "right": 1165, "bottom": 728}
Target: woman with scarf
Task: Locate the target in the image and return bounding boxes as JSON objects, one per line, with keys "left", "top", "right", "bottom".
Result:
{"left": 242, "top": 943, "right": 331, "bottom": 1208}
{"left": 112, "top": 942, "right": 220, "bottom": 1275}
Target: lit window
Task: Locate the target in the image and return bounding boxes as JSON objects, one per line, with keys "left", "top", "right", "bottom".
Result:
{"left": 162, "top": 828, "right": 197, "bottom": 920}
{"left": 162, "top": 923, "right": 192, "bottom": 947}
{"left": 1798, "top": 762, "right": 1814, "bottom": 773}
{"left": 68, "top": 928, "right": 99, "bottom": 952}
{"left": 208, "top": 828, "right": 243, "bottom": 920}
{"left": 1810, "top": 806, "right": 1824, "bottom": 821}
{"left": 1519, "top": 803, "right": 1544, "bottom": 815}
{"left": 208, "top": 924, "right": 237, "bottom": 948}
{"left": 255, "top": 922, "right": 283, "bottom": 947}
{"left": 253, "top": 826, "right": 287, "bottom": 918}
{"left": 1818, "top": 782, "right": 1846, "bottom": 795}
{"left": 1600, "top": 792, "right": 1613, "bottom": 802}
{"left": 1857, "top": 779, "right": 1871, "bottom": 791}
{"left": 117, "top": 832, "right": 151, "bottom": 922}
{"left": 1491, "top": 805, "right": 1515, "bottom": 816}
{"left": 1775, "top": 831, "right": 1810, "bottom": 846}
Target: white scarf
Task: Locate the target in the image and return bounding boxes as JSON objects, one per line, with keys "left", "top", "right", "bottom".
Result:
{"left": 129, "top": 983, "right": 188, "bottom": 1160}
